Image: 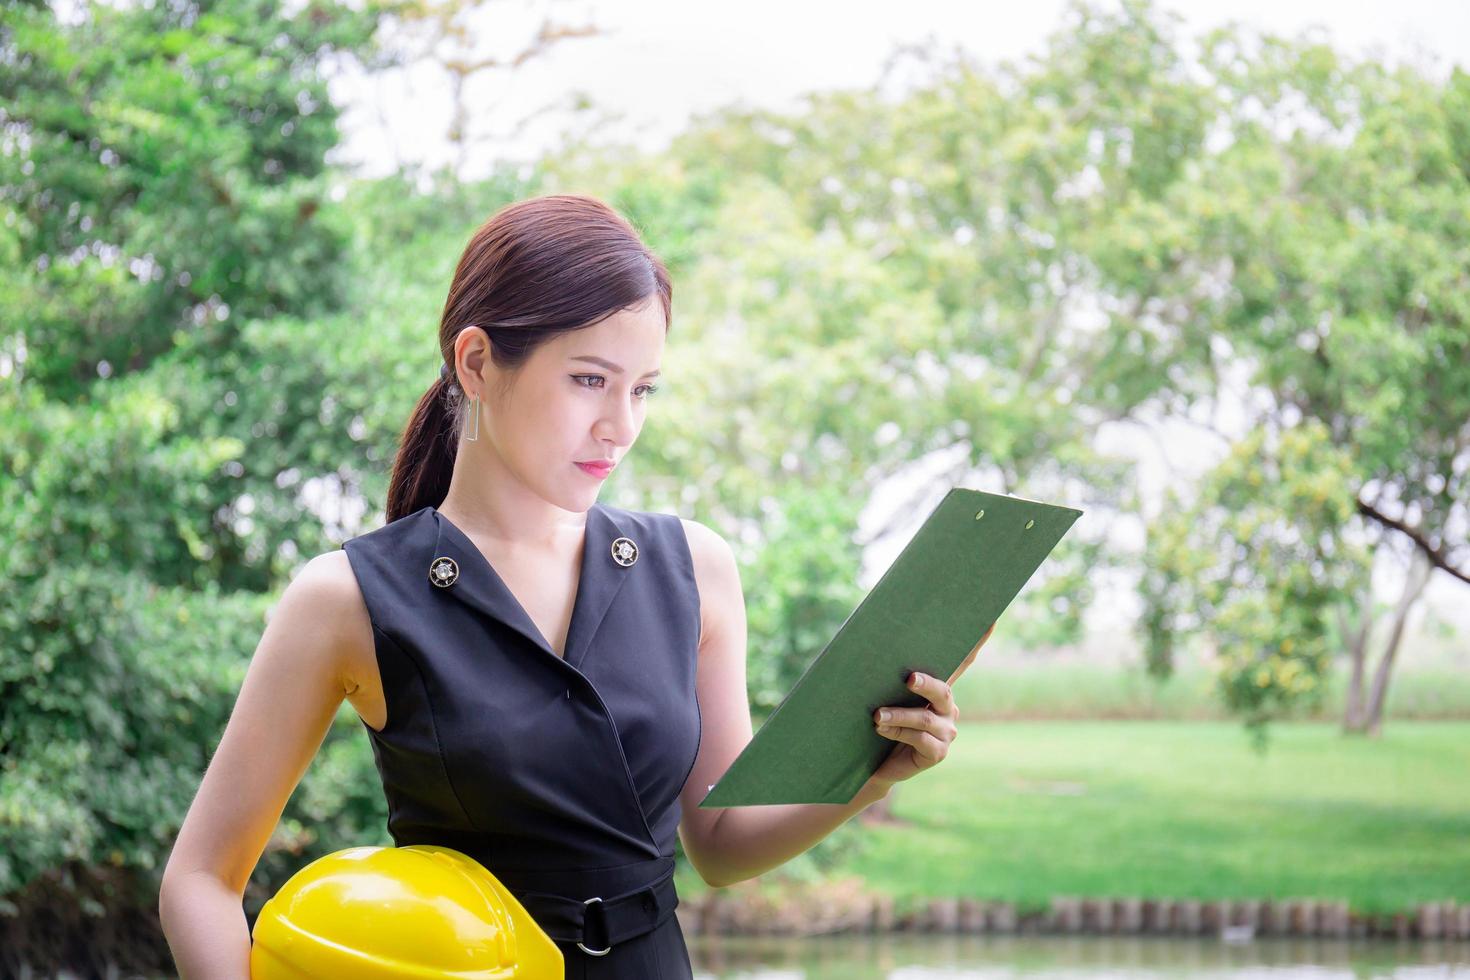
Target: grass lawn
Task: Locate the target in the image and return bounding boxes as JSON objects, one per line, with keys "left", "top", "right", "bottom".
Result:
{"left": 682, "top": 721, "right": 1470, "bottom": 918}
{"left": 854, "top": 720, "right": 1470, "bottom": 917}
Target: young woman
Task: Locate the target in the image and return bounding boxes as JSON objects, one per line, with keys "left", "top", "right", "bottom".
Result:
{"left": 157, "top": 193, "right": 986, "bottom": 978}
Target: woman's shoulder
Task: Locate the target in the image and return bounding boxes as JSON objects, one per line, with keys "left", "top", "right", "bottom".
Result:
{"left": 292, "top": 549, "right": 367, "bottom": 608}
{"left": 665, "top": 514, "right": 741, "bottom": 654}
{"left": 275, "top": 549, "right": 376, "bottom": 689}
{"left": 600, "top": 503, "right": 730, "bottom": 564}
{"left": 673, "top": 514, "right": 730, "bottom": 567}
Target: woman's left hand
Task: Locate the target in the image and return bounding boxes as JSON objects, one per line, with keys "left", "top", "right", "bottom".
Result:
{"left": 866, "top": 623, "right": 994, "bottom": 791}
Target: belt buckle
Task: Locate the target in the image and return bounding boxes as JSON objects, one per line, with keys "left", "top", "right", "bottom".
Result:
{"left": 577, "top": 895, "right": 612, "bottom": 956}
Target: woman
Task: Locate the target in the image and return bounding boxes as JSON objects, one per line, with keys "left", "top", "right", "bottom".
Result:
{"left": 157, "top": 193, "right": 987, "bottom": 978}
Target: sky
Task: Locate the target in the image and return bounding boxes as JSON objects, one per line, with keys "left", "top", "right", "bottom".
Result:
{"left": 322, "top": 0, "right": 1470, "bottom": 645}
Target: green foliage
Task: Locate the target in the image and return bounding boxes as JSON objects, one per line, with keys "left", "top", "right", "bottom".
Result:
{"left": 0, "top": 0, "right": 384, "bottom": 399}
{"left": 0, "top": 376, "right": 265, "bottom": 893}
{"left": 0, "top": 362, "right": 395, "bottom": 914}
{"left": 0, "top": 0, "right": 405, "bottom": 944}
{"left": 741, "top": 485, "right": 867, "bottom": 713}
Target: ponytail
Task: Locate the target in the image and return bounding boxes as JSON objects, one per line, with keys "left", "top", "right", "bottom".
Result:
{"left": 385, "top": 372, "right": 462, "bottom": 524}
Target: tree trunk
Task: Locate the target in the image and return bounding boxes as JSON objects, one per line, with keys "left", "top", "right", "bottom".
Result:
{"left": 1363, "top": 549, "right": 1434, "bottom": 738}
{"left": 1340, "top": 595, "right": 1373, "bottom": 734}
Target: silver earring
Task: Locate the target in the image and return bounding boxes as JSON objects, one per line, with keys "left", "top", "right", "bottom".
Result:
{"left": 465, "top": 394, "right": 479, "bottom": 442}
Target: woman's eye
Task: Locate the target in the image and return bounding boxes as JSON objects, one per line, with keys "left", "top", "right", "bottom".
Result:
{"left": 573, "top": 375, "right": 659, "bottom": 399}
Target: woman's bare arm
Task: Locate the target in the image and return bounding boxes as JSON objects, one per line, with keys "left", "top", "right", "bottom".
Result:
{"left": 157, "top": 550, "right": 372, "bottom": 979}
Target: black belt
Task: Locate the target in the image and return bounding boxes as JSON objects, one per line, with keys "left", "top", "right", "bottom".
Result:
{"left": 493, "top": 855, "right": 679, "bottom": 957}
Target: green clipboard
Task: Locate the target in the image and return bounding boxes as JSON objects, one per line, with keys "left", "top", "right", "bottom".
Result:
{"left": 698, "top": 486, "right": 1083, "bottom": 807}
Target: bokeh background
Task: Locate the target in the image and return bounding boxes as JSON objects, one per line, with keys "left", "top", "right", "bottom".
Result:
{"left": 2, "top": 0, "right": 1467, "bottom": 975}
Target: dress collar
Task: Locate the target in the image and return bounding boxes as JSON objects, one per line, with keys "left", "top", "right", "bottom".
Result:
{"left": 421, "top": 502, "right": 633, "bottom": 669}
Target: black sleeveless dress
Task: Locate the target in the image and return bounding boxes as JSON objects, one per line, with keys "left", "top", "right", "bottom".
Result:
{"left": 342, "top": 502, "right": 703, "bottom": 978}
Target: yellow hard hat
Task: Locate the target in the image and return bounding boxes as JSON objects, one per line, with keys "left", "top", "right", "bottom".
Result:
{"left": 250, "top": 844, "right": 563, "bottom": 979}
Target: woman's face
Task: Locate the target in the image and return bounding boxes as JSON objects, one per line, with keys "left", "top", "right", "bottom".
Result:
{"left": 464, "top": 296, "right": 666, "bottom": 514}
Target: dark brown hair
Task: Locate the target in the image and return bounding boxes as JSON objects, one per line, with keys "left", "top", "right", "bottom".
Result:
{"left": 385, "top": 194, "right": 673, "bottom": 523}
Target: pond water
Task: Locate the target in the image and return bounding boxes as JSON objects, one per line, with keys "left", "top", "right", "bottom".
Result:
{"left": 688, "top": 934, "right": 1470, "bottom": 978}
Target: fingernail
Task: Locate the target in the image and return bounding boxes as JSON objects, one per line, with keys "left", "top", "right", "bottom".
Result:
{"left": 879, "top": 709, "right": 891, "bottom": 722}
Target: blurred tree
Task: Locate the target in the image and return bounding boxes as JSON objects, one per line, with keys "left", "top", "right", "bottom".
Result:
{"left": 802, "top": 0, "right": 1469, "bottom": 739}
{"left": 1140, "top": 421, "right": 1372, "bottom": 748}
{"left": 1135, "top": 19, "right": 1470, "bottom": 737}
{"left": 565, "top": 0, "right": 1467, "bottom": 739}
{"left": 0, "top": 0, "right": 399, "bottom": 970}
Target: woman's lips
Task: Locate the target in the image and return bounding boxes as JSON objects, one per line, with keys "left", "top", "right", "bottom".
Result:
{"left": 576, "top": 461, "right": 614, "bottom": 479}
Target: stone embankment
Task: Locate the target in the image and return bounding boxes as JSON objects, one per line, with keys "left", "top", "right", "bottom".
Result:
{"left": 675, "top": 879, "right": 1470, "bottom": 941}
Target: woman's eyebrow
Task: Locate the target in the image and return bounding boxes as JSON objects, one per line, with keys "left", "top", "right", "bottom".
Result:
{"left": 570, "top": 355, "right": 661, "bottom": 379}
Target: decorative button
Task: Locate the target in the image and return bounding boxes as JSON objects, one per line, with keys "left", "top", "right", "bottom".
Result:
{"left": 610, "top": 536, "right": 638, "bottom": 567}
{"left": 429, "top": 555, "right": 459, "bottom": 587}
